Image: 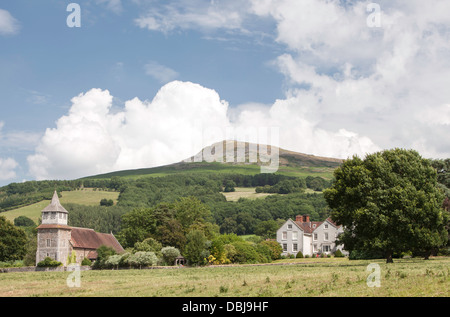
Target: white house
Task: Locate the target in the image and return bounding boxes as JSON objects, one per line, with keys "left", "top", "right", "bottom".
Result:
{"left": 276, "top": 214, "right": 347, "bottom": 257}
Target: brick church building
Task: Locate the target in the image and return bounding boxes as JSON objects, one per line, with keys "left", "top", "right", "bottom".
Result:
{"left": 36, "top": 191, "right": 124, "bottom": 265}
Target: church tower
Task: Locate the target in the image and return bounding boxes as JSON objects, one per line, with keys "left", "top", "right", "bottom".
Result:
{"left": 36, "top": 191, "right": 72, "bottom": 265}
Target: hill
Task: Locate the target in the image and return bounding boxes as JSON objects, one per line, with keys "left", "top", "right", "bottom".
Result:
{"left": 84, "top": 140, "right": 343, "bottom": 180}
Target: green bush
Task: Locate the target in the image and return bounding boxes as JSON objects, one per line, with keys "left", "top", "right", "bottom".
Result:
{"left": 296, "top": 251, "right": 304, "bottom": 258}
{"left": 161, "top": 246, "right": 180, "bottom": 265}
{"left": 81, "top": 257, "right": 92, "bottom": 266}
{"left": 37, "top": 257, "right": 62, "bottom": 267}
{"left": 231, "top": 241, "right": 259, "bottom": 264}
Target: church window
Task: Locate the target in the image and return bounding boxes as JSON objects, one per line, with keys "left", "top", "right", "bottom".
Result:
{"left": 47, "top": 239, "right": 51, "bottom": 247}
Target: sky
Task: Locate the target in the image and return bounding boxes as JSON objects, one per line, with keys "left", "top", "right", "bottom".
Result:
{"left": 0, "top": 0, "right": 450, "bottom": 185}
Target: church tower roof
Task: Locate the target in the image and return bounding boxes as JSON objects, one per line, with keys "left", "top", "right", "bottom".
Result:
{"left": 42, "top": 190, "right": 69, "bottom": 214}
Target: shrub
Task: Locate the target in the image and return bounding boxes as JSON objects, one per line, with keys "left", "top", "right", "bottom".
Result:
{"left": 37, "top": 257, "right": 62, "bottom": 267}
{"left": 81, "top": 257, "right": 92, "bottom": 266}
{"left": 296, "top": 251, "right": 304, "bottom": 258}
{"left": 105, "top": 254, "right": 122, "bottom": 269}
{"left": 14, "top": 216, "right": 36, "bottom": 227}
{"left": 259, "top": 240, "right": 282, "bottom": 260}
{"left": 231, "top": 241, "right": 259, "bottom": 264}
{"left": 334, "top": 249, "right": 344, "bottom": 258}
{"left": 161, "top": 246, "right": 180, "bottom": 265}
{"left": 127, "top": 251, "right": 158, "bottom": 269}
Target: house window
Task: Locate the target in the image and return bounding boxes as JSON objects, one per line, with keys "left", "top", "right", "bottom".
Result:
{"left": 293, "top": 244, "right": 298, "bottom": 252}
{"left": 282, "top": 232, "right": 287, "bottom": 240}
{"left": 283, "top": 244, "right": 287, "bottom": 252}
{"left": 287, "top": 224, "right": 292, "bottom": 229}
{"left": 324, "top": 224, "right": 328, "bottom": 229}
{"left": 46, "top": 239, "right": 51, "bottom": 247}
{"left": 292, "top": 231, "right": 298, "bottom": 240}
{"left": 313, "top": 244, "right": 317, "bottom": 252}
{"left": 323, "top": 245, "right": 330, "bottom": 253}
{"left": 313, "top": 233, "right": 318, "bottom": 241}
{"left": 324, "top": 233, "right": 329, "bottom": 241}
{"left": 313, "top": 224, "right": 316, "bottom": 228}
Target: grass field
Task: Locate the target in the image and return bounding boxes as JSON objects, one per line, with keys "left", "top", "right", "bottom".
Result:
{"left": 2, "top": 189, "right": 119, "bottom": 224}
{"left": 0, "top": 257, "right": 448, "bottom": 297}
{"left": 223, "top": 187, "right": 274, "bottom": 202}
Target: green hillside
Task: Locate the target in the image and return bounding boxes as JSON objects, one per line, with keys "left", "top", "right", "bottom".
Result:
{"left": 83, "top": 140, "right": 342, "bottom": 180}
{"left": 2, "top": 189, "right": 119, "bottom": 224}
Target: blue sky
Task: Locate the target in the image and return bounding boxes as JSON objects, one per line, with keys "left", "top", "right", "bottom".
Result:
{"left": 1, "top": 0, "right": 450, "bottom": 185}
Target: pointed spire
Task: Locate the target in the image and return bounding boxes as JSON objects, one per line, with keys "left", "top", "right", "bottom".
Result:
{"left": 42, "top": 190, "right": 68, "bottom": 213}
{"left": 51, "top": 190, "right": 59, "bottom": 204}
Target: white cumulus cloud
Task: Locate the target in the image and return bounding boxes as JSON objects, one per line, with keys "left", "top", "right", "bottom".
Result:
{"left": 0, "top": 157, "right": 18, "bottom": 181}
{"left": 27, "top": 80, "right": 379, "bottom": 180}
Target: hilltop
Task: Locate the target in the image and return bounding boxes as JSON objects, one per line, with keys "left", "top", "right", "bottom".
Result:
{"left": 84, "top": 140, "right": 343, "bottom": 180}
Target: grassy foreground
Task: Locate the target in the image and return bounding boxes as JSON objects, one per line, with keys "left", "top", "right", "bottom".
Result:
{"left": 0, "top": 257, "right": 448, "bottom": 297}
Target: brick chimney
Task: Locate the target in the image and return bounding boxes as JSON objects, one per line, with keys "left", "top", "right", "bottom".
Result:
{"left": 296, "top": 215, "right": 310, "bottom": 223}
{"left": 296, "top": 215, "right": 303, "bottom": 223}
{"left": 303, "top": 215, "right": 310, "bottom": 223}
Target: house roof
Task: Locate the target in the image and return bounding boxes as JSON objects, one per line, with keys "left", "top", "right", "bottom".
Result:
{"left": 293, "top": 221, "right": 322, "bottom": 234}
{"left": 291, "top": 217, "right": 341, "bottom": 234}
{"left": 41, "top": 191, "right": 68, "bottom": 214}
{"left": 70, "top": 227, "right": 124, "bottom": 254}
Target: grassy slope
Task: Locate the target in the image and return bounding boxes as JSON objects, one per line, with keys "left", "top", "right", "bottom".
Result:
{"left": 2, "top": 189, "right": 119, "bottom": 224}
{"left": 0, "top": 257, "right": 448, "bottom": 297}
{"left": 84, "top": 161, "right": 337, "bottom": 181}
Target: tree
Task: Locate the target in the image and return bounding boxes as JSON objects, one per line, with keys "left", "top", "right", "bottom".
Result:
{"left": 14, "top": 216, "right": 36, "bottom": 227}
{"left": 161, "top": 246, "right": 181, "bottom": 265}
{"left": 175, "top": 196, "right": 212, "bottom": 229}
{"left": 93, "top": 245, "right": 117, "bottom": 269}
{"left": 0, "top": 216, "right": 28, "bottom": 262}
{"left": 324, "top": 149, "right": 449, "bottom": 263}
{"left": 224, "top": 180, "right": 236, "bottom": 192}
{"left": 100, "top": 198, "right": 114, "bottom": 207}
{"left": 254, "top": 220, "right": 279, "bottom": 239}
{"left": 117, "top": 208, "right": 156, "bottom": 248}
{"left": 184, "top": 230, "right": 207, "bottom": 266}
{"left": 127, "top": 251, "right": 158, "bottom": 269}
{"left": 260, "top": 240, "right": 283, "bottom": 260}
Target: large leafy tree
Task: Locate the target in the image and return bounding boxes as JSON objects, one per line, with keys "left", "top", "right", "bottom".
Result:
{"left": 0, "top": 216, "right": 28, "bottom": 262}
{"left": 324, "top": 149, "right": 448, "bottom": 263}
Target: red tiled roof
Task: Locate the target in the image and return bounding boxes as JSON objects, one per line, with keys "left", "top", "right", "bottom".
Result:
{"left": 294, "top": 221, "right": 323, "bottom": 234}
{"left": 70, "top": 227, "right": 124, "bottom": 254}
